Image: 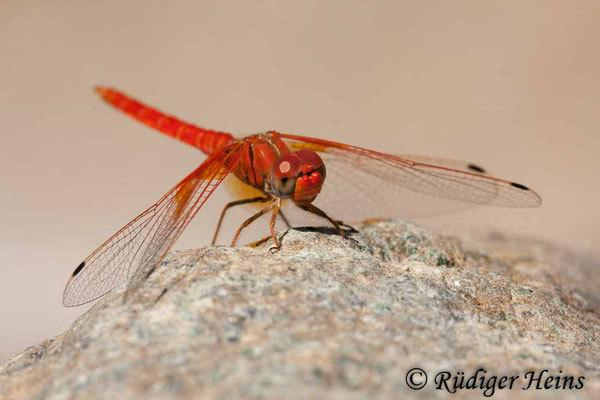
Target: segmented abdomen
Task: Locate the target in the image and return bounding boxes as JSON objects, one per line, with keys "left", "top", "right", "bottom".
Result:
{"left": 95, "top": 87, "right": 234, "bottom": 155}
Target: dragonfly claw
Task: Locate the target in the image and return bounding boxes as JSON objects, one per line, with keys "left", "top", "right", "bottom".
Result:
{"left": 268, "top": 246, "right": 281, "bottom": 254}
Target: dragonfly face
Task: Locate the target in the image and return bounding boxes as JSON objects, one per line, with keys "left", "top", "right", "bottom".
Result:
{"left": 270, "top": 149, "right": 326, "bottom": 205}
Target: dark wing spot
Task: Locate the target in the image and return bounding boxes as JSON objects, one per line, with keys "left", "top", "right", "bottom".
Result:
{"left": 467, "top": 163, "right": 486, "bottom": 173}
{"left": 510, "top": 182, "right": 530, "bottom": 191}
{"left": 72, "top": 261, "right": 85, "bottom": 277}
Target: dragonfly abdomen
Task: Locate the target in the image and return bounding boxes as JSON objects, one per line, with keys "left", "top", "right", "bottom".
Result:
{"left": 95, "top": 87, "right": 234, "bottom": 155}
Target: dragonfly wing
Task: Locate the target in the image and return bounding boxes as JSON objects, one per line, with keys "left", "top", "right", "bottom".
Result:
{"left": 394, "top": 155, "right": 489, "bottom": 175}
{"left": 278, "top": 133, "right": 541, "bottom": 223}
{"left": 62, "top": 141, "right": 246, "bottom": 307}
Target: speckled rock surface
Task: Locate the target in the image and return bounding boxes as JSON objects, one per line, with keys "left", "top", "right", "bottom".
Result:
{"left": 1, "top": 221, "right": 598, "bottom": 399}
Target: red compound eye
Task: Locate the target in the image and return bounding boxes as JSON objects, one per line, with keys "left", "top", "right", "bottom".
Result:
{"left": 296, "top": 149, "right": 326, "bottom": 180}
{"left": 293, "top": 150, "right": 326, "bottom": 204}
{"left": 271, "top": 150, "right": 326, "bottom": 201}
{"left": 271, "top": 154, "right": 301, "bottom": 198}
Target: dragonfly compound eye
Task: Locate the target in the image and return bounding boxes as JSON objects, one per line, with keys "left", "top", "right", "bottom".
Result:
{"left": 291, "top": 150, "right": 326, "bottom": 205}
{"left": 271, "top": 154, "right": 302, "bottom": 198}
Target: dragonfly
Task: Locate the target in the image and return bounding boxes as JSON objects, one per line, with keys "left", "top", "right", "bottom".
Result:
{"left": 62, "top": 87, "right": 542, "bottom": 307}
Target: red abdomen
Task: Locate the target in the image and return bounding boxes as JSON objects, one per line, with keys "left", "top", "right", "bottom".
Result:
{"left": 95, "top": 87, "right": 234, "bottom": 155}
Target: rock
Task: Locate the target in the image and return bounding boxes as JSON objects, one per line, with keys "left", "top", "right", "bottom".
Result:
{"left": 0, "top": 221, "right": 598, "bottom": 399}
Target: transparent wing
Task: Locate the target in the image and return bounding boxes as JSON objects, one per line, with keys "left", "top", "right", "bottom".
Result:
{"left": 62, "top": 141, "right": 246, "bottom": 307}
{"left": 278, "top": 133, "right": 541, "bottom": 224}
{"left": 394, "top": 154, "right": 489, "bottom": 175}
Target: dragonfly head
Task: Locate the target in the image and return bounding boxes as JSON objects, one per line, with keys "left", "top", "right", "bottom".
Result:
{"left": 271, "top": 149, "right": 326, "bottom": 204}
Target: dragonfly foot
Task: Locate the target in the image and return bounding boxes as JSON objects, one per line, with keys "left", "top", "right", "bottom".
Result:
{"left": 268, "top": 245, "right": 281, "bottom": 254}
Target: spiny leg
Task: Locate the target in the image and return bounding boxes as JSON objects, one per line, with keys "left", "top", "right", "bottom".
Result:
{"left": 299, "top": 203, "right": 348, "bottom": 238}
{"left": 212, "top": 196, "right": 270, "bottom": 245}
{"left": 230, "top": 201, "right": 276, "bottom": 246}
{"left": 247, "top": 235, "right": 272, "bottom": 248}
{"left": 246, "top": 206, "right": 292, "bottom": 248}
{"left": 269, "top": 199, "right": 282, "bottom": 249}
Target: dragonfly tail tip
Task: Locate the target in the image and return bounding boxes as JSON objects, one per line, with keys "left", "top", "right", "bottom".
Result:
{"left": 94, "top": 86, "right": 109, "bottom": 97}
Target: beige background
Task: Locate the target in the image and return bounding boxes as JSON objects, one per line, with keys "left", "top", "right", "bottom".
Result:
{"left": 1, "top": 1, "right": 599, "bottom": 361}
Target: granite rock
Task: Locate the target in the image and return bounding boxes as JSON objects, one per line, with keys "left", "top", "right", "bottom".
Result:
{"left": 0, "top": 221, "right": 598, "bottom": 399}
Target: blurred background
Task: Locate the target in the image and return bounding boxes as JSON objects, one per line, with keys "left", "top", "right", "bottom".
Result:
{"left": 1, "top": 0, "right": 598, "bottom": 361}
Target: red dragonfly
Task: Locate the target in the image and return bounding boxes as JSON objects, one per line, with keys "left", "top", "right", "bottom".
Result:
{"left": 62, "top": 87, "right": 541, "bottom": 307}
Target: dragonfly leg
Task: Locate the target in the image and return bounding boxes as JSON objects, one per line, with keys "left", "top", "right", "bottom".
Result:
{"left": 212, "top": 196, "right": 270, "bottom": 245}
{"left": 269, "top": 199, "right": 282, "bottom": 250}
{"left": 230, "top": 201, "right": 276, "bottom": 246}
{"left": 247, "top": 206, "right": 290, "bottom": 248}
{"left": 299, "top": 203, "right": 348, "bottom": 239}
{"left": 247, "top": 235, "right": 271, "bottom": 248}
